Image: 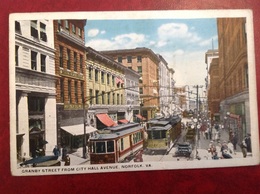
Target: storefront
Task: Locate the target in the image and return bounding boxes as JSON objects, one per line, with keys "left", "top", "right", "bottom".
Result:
{"left": 60, "top": 124, "right": 97, "bottom": 151}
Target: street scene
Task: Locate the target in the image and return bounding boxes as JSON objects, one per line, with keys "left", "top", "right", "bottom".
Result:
{"left": 10, "top": 11, "right": 257, "bottom": 173}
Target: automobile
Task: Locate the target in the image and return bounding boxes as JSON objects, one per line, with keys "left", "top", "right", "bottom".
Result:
{"left": 19, "top": 155, "right": 60, "bottom": 167}
{"left": 175, "top": 142, "right": 192, "bottom": 157}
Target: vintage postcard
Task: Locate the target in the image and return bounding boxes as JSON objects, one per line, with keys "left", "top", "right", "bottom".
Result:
{"left": 9, "top": 10, "right": 259, "bottom": 176}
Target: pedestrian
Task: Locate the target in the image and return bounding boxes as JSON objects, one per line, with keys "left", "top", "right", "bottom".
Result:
{"left": 240, "top": 139, "right": 247, "bottom": 158}
{"left": 227, "top": 140, "right": 234, "bottom": 155}
{"left": 64, "top": 155, "right": 70, "bottom": 166}
{"left": 62, "top": 146, "right": 67, "bottom": 161}
{"left": 205, "top": 128, "right": 209, "bottom": 140}
{"left": 231, "top": 132, "right": 238, "bottom": 150}
{"left": 35, "top": 147, "right": 41, "bottom": 157}
{"left": 221, "top": 141, "right": 232, "bottom": 159}
{"left": 208, "top": 141, "right": 216, "bottom": 156}
{"left": 53, "top": 145, "right": 60, "bottom": 157}
{"left": 212, "top": 151, "right": 219, "bottom": 160}
{"left": 245, "top": 133, "right": 252, "bottom": 153}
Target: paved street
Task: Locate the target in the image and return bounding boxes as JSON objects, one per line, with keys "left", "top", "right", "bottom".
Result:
{"left": 41, "top": 119, "right": 250, "bottom": 166}
{"left": 141, "top": 118, "right": 250, "bottom": 162}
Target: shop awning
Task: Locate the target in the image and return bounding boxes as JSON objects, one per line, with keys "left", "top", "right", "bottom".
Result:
{"left": 61, "top": 124, "right": 98, "bottom": 136}
{"left": 118, "top": 119, "right": 129, "bottom": 124}
{"left": 135, "top": 114, "right": 146, "bottom": 121}
{"left": 96, "top": 114, "right": 117, "bottom": 127}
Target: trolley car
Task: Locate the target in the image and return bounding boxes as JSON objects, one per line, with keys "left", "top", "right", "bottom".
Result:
{"left": 89, "top": 122, "right": 144, "bottom": 164}
{"left": 146, "top": 115, "right": 182, "bottom": 151}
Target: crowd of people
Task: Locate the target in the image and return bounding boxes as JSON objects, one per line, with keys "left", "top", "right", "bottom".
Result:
{"left": 205, "top": 124, "right": 252, "bottom": 160}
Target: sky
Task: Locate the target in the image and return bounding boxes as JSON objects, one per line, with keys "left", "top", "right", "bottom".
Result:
{"left": 84, "top": 18, "right": 218, "bottom": 91}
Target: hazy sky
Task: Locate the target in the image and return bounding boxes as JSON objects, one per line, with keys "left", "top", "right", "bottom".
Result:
{"left": 84, "top": 18, "right": 218, "bottom": 89}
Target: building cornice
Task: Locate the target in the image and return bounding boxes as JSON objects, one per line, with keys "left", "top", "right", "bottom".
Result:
{"left": 86, "top": 47, "right": 126, "bottom": 71}
{"left": 57, "top": 28, "right": 85, "bottom": 48}
{"left": 15, "top": 33, "right": 55, "bottom": 55}
{"left": 101, "top": 47, "right": 160, "bottom": 64}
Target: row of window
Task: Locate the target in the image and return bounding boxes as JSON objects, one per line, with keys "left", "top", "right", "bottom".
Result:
{"left": 16, "top": 45, "right": 47, "bottom": 72}
{"left": 30, "top": 20, "right": 47, "bottom": 42}
{"left": 15, "top": 20, "right": 48, "bottom": 42}
{"left": 59, "top": 45, "right": 84, "bottom": 73}
{"left": 91, "top": 131, "right": 143, "bottom": 154}
{"left": 88, "top": 89, "right": 123, "bottom": 105}
{"left": 15, "top": 19, "right": 83, "bottom": 43}
{"left": 88, "top": 67, "right": 124, "bottom": 88}
{"left": 60, "top": 79, "right": 84, "bottom": 104}
{"left": 148, "top": 130, "right": 167, "bottom": 140}
{"left": 118, "top": 56, "right": 142, "bottom": 63}
{"left": 57, "top": 20, "right": 82, "bottom": 38}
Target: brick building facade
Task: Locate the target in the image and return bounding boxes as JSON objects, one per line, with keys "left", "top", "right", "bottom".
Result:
{"left": 53, "top": 19, "right": 87, "bottom": 148}
{"left": 217, "top": 17, "right": 250, "bottom": 143}
{"left": 208, "top": 57, "right": 220, "bottom": 121}
{"left": 102, "top": 48, "right": 160, "bottom": 120}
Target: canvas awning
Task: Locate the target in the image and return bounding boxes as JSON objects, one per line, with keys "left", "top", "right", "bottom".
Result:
{"left": 118, "top": 119, "right": 129, "bottom": 124}
{"left": 61, "top": 124, "right": 97, "bottom": 136}
{"left": 135, "top": 114, "right": 146, "bottom": 120}
{"left": 96, "top": 114, "right": 117, "bottom": 127}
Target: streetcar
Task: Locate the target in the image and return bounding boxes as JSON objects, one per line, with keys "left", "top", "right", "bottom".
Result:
{"left": 89, "top": 122, "right": 144, "bottom": 164}
{"left": 146, "top": 115, "right": 182, "bottom": 152}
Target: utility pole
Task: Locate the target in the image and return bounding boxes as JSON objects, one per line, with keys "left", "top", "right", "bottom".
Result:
{"left": 82, "top": 100, "right": 87, "bottom": 159}
{"left": 193, "top": 85, "right": 203, "bottom": 158}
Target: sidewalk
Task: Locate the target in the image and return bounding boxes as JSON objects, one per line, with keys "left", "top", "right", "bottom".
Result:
{"left": 45, "top": 148, "right": 90, "bottom": 166}
{"left": 198, "top": 128, "right": 241, "bottom": 152}
{"left": 67, "top": 148, "right": 90, "bottom": 166}
{"left": 197, "top": 128, "right": 248, "bottom": 159}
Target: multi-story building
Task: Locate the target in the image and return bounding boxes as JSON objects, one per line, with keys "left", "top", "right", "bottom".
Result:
{"left": 205, "top": 49, "right": 219, "bottom": 122}
{"left": 15, "top": 20, "right": 56, "bottom": 160}
{"left": 124, "top": 67, "right": 141, "bottom": 123}
{"left": 102, "top": 48, "right": 160, "bottom": 120}
{"left": 168, "top": 68, "right": 176, "bottom": 114}
{"left": 85, "top": 47, "right": 133, "bottom": 129}
{"left": 53, "top": 20, "right": 87, "bottom": 149}
{"left": 217, "top": 17, "right": 250, "bottom": 142}
{"left": 208, "top": 57, "right": 220, "bottom": 121}
{"left": 174, "top": 86, "right": 186, "bottom": 114}
{"left": 157, "top": 54, "right": 172, "bottom": 116}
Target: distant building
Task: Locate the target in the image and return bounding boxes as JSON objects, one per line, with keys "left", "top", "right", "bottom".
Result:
{"left": 157, "top": 54, "right": 173, "bottom": 117}
{"left": 15, "top": 20, "right": 56, "bottom": 160}
{"left": 124, "top": 66, "right": 141, "bottom": 122}
{"left": 102, "top": 48, "right": 160, "bottom": 120}
{"left": 217, "top": 18, "right": 249, "bottom": 142}
{"left": 168, "top": 68, "right": 176, "bottom": 114}
{"left": 208, "top": 57, "right": 220, "bottom": 121}
{"left": 205, "top": 49, "right": 219, "bottom": 122}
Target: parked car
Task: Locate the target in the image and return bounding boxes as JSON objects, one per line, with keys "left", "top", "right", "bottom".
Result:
{"left": 175, "top": 142, "right": 192, "bottom": 157}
